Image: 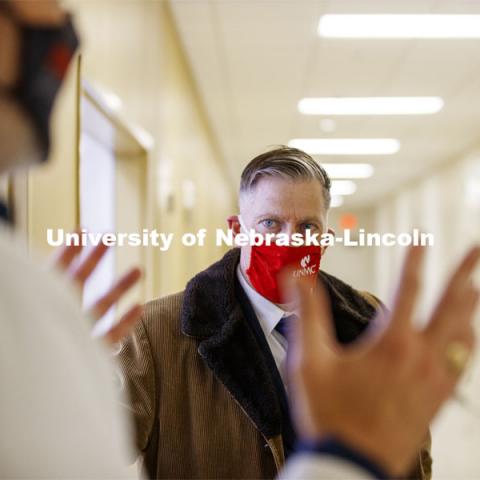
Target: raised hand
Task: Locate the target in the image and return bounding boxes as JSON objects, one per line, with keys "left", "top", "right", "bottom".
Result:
{"left": 286, "top": 245, "right": 479, "bottom": 477}
{"left": 52, "top": 237, "right": 143, "bottom": 345}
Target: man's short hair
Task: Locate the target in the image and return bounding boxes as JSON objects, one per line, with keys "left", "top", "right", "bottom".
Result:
{"left": 240, "top": 146, "right": 331, "bottom": 209}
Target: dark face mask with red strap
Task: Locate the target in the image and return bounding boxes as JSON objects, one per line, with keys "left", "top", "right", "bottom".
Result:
{"left": 0, "top": 3, "right": 79, "bottom": 162}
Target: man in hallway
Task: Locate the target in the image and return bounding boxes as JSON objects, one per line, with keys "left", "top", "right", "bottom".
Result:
{"left": 118, "top": 146, "right": 431, "bottom": 479}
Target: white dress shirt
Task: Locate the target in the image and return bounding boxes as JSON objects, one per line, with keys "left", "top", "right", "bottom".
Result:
{"left": 236, "top": 264, "right": 295, "bottom": 387}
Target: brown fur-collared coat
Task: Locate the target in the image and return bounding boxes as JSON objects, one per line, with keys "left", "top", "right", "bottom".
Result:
{"left": 117, "top": 248, "right": 431, "bottom": 479}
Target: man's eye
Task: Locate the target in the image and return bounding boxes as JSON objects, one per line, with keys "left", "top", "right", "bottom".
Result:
{"left": 303, "top": 223, "right": 317, "bottom": 231}
{"left": 261, "top": 219, "right": 276, "bottom": 229}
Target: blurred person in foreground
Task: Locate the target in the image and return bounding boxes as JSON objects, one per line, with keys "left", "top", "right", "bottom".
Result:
{"left": 118, "top": 147, "right": 433, "bottom": 479}
{"left": 0, "top": 1, "right": 143, "bottom": 477}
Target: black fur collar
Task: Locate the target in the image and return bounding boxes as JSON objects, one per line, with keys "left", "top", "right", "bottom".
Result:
{"left": 180, "top": 248, "right": 377, "bottom": 439}
{"left": 181, "top": 248, "right": 375, "bottom": 342}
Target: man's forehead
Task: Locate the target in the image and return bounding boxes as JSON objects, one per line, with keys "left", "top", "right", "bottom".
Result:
{"left": 240, "top": 177, "right": 327, "bottom": 212}
{"left": 250, "top": 207, "right": 324, "bottom": 222}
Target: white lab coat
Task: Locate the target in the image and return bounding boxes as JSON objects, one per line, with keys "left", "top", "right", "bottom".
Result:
{"left": 0, "top": 226, "right": 134, "bottom": 478}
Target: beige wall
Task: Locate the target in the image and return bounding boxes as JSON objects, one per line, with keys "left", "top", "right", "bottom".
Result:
{"left": 372, "top": 152, "right": 480, "bottom": 479}
{"left": 321, "top": 208, "right": 376, "bottom": 296}
{"left": 25, "top": 0, "right": 235, "bottom": 298}
{"left": 318, "top": 152, "right": 480, "bottom": 478}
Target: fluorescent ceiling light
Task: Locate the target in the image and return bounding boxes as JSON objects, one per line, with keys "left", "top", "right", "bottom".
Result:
{"left": 322, "top": 163, "right": 374, "bottom": 179}
{"left": 318, "top": 14, "right": 480, "bottom": 39}
{"left": 299, "top": 97, "right": 444, "bottom": 115}
{"left": 330, "top": 195, "right": 344, "bottom": 208}
{"left": 288, "top": 138, "right": 400, "bottom": 155}
{"left": 331, "top": 180, "right": 357, "bottom": 196}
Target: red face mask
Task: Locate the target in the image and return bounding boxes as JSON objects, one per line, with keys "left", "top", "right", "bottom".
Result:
{"left": 246, "top": 243, "right": 322, "bottom": 304}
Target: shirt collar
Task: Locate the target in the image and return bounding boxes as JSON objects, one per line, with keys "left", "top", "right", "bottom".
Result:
{"left": 236, "top": 264, "right": 289, "bottom": 336}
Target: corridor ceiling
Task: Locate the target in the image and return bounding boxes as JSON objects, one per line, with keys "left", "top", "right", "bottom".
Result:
{"left": 170, "top": 0, "right": 480, "bottom": 208}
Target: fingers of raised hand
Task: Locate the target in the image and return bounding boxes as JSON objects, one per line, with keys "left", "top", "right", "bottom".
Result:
{"left": 88, "top": 267, "right": 142, "bottom": 321}
{"left": 51, "top": 228, "right": 83, "bottom": 272}
{"left": 294, "top": 276, "right": 335, "bottom": 357}
{"left": 104, "top": 304, "right": 144, "bottom": 345}
{"left": 70, "top": 243, "right": 110, "bottom": 288}
{"left": 387, "top": 246, "right": 426, "bottom": 336}
{"left": 425, "top": 246, "right": 480, "bottom": 351}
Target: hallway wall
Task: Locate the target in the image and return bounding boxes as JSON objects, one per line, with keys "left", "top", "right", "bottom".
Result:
{"left": 26, "top": 1, "right": 235, "bottom": 297}
{"left": 372, "top": 151, "right": 480, "bottom": 479}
